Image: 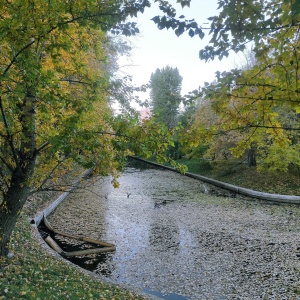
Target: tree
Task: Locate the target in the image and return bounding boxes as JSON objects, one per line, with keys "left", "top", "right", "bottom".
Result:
{"left": 0, "top": 4, "right": 117, "bottom": 256}
{"left": 197, "top": 0, "right": 300, "bottom": 61}
{"left": 149, "top": 66, "right": 183, "bottom": 128}
{"left": 3, "top": 0, "right": 297, "bottom": 257}
{"left": 171, "top": 0, "right": 300, "bottom": 171}
{"left": 181, "top": 50, "right": 259, "bottom": 166}
{"left": 149, "top": 66, "right": 183, "bottom": 159}
{"left": 0, "top": 0, "right": 193, "bottom": 257}
{"left": 201, "top": 0, "right": 300, "bottom": 170}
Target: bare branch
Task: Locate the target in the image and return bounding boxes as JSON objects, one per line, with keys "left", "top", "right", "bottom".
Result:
{"left": 35, "top": 141, "right": 50, "bottom": 154}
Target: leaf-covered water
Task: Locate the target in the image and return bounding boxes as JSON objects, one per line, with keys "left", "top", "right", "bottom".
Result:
{"left": 47, "top": 166, "right": 300, "bottom": 299}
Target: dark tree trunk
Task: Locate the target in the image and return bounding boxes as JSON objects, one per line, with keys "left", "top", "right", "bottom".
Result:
{"left": 0, "top": 93, "right": 36, "bottom": 257}
{"left": 0, "top": 174, "right": 31, "bottom": 256}
{"left": 247, "top": 146, "right": 257, "bottom": 167}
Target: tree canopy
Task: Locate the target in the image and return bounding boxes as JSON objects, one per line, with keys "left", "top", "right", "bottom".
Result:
{"left": 180, "top": 0, "right": 300, "bottom": 171}
{"left": 1, "top": 0, "right": 300, "bottom": 257}
{"left": 0, "top": 0, "right": 189, "bottom": 257}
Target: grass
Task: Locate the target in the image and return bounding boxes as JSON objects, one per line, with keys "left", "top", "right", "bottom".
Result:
{"left": 176, "top": 158, "right": 300, "bottom": 196}
{"left": 0, "top": 178, "right": 146, "bottom": 300}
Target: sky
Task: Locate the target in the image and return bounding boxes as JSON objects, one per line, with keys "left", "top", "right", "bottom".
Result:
{"left": 117, "top": 0, "right": 238, "bottom": 105}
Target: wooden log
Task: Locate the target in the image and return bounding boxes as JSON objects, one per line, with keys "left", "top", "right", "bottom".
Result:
{"left": 43, "top": 215, "right": 116, "bottom": 256}
{"left": 45, "top": 236, "right": 64, "bottom": 255}
{"left": 130, "top": 156, "right": 300, "bottom": 204}
{"left": 45, "top": 235, "right": 116, "bottom": 257}
{"left": 62, "top": 246, "right": 116, "bottom": 257}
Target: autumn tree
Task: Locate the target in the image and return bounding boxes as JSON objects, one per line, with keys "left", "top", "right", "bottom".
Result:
{"left": 199, "top": 0, "right": 300, "bottom": 171}
{"left": 0, "top": 3, "right": 118, "bottom": 256}
{"left": 3, "top": 0, "right": 298, "bottom": 257}
{"left": 0, "top": 0, "right": 195, "bottom": 257}
{"left": 181, "top": 50, "right": 259, "bottom": 166}
{"left": 172, "top": 0, "right": 300, "bottom": 171}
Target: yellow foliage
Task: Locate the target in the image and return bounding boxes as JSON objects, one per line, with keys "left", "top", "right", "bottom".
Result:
{"left": 183, "top": 23, "right": 300, "bottom": 170}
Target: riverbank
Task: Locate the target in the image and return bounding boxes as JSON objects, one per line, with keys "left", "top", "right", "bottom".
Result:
{"left": 0, "top": 185, "right": 147, "bottom": 300}
{"left": 172, "top": 158, "right": 300, "bottom": 196}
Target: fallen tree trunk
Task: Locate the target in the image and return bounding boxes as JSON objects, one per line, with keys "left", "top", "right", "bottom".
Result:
{"left": 43, "top": 215, "right": 116, "bottom": 257}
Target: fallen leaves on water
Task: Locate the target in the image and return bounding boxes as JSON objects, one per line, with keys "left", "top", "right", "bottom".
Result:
{"left": 0, "top": 213, "right": 145, "bottom": 300}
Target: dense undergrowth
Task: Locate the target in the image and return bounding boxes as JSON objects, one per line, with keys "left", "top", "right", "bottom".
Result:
{"left": 177, "top": 158, "right": 300, "bottom": 196}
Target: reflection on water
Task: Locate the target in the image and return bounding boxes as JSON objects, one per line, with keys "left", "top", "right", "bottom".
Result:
{"left": 143, "top": 288, "right": 190, "bottom": 300}
{"left": 46, "top": 160, "right": 300, "bottom": 300}
{"left": 47, "top": 164, "right": 206, "bottom": 299}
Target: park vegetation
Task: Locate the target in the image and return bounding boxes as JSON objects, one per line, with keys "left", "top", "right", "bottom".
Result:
{"left": 1, "top": 0, "right": 300, "bottom": 297}
{"left": 146, "top": 0, "right": 300, "bottom": 191}
{"left": 0, "top": 0, "right": 193, "bottom": 257}
{"left": 160, "top": 1, "right": 300, "bottom": 174}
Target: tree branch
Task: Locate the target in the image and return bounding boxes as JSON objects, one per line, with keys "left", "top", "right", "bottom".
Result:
{"left": 35, "top": 159, "right": 65, "bottom": 191}
{"left": 1, "top": 39, "right": 35, "bottom": 78}
{"left": 0, "top": 96, "right": 20, "bottom": 170}
{"left": 35, "top": 141, "right": 50, "bottom": 154}
{"left": 59, "top": 79, "right": 91, "bottom": 85}
{"left": 0, "top": 155, "right": 13, "bottom": 173}
{"left": 215, "top": 124, "right": 300, "bottom": 135}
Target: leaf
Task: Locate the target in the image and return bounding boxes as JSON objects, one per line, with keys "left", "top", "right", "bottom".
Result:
{"left": 188, "top": 29, "right": 194, "bottom": 37}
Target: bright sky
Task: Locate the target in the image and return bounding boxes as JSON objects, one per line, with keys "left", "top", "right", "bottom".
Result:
{"left": 117, "top": 0, "right": 237, "bottom": 104}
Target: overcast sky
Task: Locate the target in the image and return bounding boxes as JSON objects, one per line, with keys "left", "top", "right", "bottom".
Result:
{"left": 117, "top": 0, "right": 238, "bottom": 104}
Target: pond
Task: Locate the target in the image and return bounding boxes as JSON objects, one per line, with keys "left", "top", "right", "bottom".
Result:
{"left": 46, "top": 161, "right": 300, "bottom": 299}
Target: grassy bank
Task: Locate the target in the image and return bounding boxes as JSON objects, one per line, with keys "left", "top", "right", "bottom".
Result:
{"left": 0, "top": 180, "right": 146, "bottom": 300}
{"left": 176, "top": 158, "right": 300, "bottom": 196}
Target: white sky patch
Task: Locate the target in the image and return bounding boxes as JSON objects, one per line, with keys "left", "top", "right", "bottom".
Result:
{"left": 117, "top": 0, "right": 237, "bottom": 107}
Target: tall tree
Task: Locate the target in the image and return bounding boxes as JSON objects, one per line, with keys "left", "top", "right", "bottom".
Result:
{"left": 149, "top": 66, "right": 183, "bottom": 128}
{"left": 0, "top": 5, "right": 117, "bottom": 256}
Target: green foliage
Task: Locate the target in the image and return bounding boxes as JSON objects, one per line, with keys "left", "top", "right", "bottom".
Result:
{"left": 174, "top": 157, "right": 300, "bottom": 195}
{"left": 199, "top": 0, "right": 300, "bottom": 61}
{"left": 175, "top": 157, "right": 213, "bottom": 174}
{"left": 0, "top": 0, "right": 196, "bottom": 256}
{"left": 149, "top": 65, "right": 183, "bottom": 128}
{"left": 179, "top": 1, "right": 300, "bottom": 173}
{"left": 150, "top": 0, "right": 204, "bottom": 38}
{"left": 147, "top": 64, "right": 185, "bottom": 162}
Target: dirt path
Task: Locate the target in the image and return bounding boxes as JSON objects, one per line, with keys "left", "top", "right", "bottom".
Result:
{"left": 48, "top": 166, "right": 300, "bottom": 299}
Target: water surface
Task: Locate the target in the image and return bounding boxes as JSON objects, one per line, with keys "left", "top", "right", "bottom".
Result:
{"left": 48, "top": 165, "right": 300, "bottom": 299}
